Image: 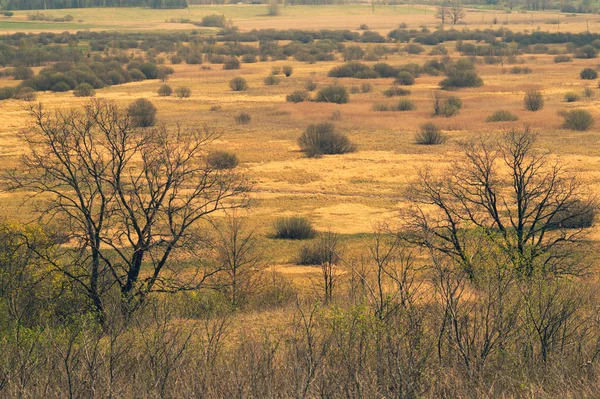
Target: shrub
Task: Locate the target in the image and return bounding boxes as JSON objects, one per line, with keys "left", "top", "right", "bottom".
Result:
{"left": 128, "top": 98, "right": 157, "bottom": 128}
{"left": 305, "top": 79, "right": 317, "bottom": 91}
{"left": 373, "top": 63, "right": 398, "bottom": 78}
{"left": 562, "top": 109, "right": 594, "bottom": 131}
{"left": 235, "top": 112, "right": 252, "bottom": 124}
{"left": 273, "top": 217, "right": 316, "bottom": 239}
{"left": 372, "top": 103, "right": 390, "bottom": 111}
{"left": 264, "top": 75, "right": 280, "bottom": 85}
{"left": 359, "top": 82, "right": 372, "bottom": 93}
{"left": 170, "top": 54, "right": 183, "bottom": 64}
{"left": 13, "top": 65, "right": 34, "bottom": 80}
{"left": 15, "top": 87, "right": 36, "bottom": 101}
{"left": 175, "top": 87, "right": 191, "bottom": 98}
{"left": 0, "top": 87, "right": 15, "bottom": 100}
{"left": 129, "top": 68, "right": 146, "bottom": 81}
{"left": 548, "top": 200, "right": 595, "bottom": 229}
{"left": 584, "top": 87, "right": 594, "bottom": 98}
{"left": 328, "top": 61, "right": 371, "bottom": 78}
{"left": 440, "top": 60, "right": 483, "bottom": 90}
{"left": 51, "top": 81, "right": 71, "bottom": 92}
{"left": 296, "top": 236, "right": 340, "bottom": 265}
{"left": 241, "top": 54, "right": 257, "bottom": 63}
{"left": 223, "top": 57, "right": 241, "bottom": 70}
{"left": 206, "top": 151, "right": 239, "bottom": 170}
{"left": 297, "top": 123, "right": 356, "bottom": 157}
{"left": 580, "top": 68, "right": 598, "bottom": 79}
{"left": 564, "top": 92, "right": 580, "bottom": 102}
{"left": 393, "top": 99, "right": 416, "bottom": 111}
{"left": 433, "top": 93, "right": 462, "bottom": 117}
{"left": 73, "top": 83, "right": 95, "bottom": 97}
{"left": 510, "top": 66, "right": 532, "bottom": 74}
{"left": 229, "top": 77, "right": 248, "bottom": 91}
{"left": 524, "top": 90, "right": 544, "bottom": 111}
{"left": 282, "top": 65, "right": 293, "bottom": 77}
{"left": 383, "top": 86, "right": 411, "bottom": 97}
{"left": 415, "top": 122, "right": 447, "bottom": 145}
{"left": 575, "top": 45, "right": 597, "bottom": 59}
{"left": 286, "top": 90, "right": 310, "bottom": 103}
{"left": 157, "top": 84, "right": 172, "bottom": 96}
{"left": 554, "top": 55, "right": 572, "bottom": 63}
{"left": 405, "top": 43, "right": 424, "bottom": 54}
{"left": 316, "top": 85, "right": 349, "bottom": 104}
{"left": 486, "top": 110, "right": 519, "bottom": 122}
{"left": 395, "top": 71, "right": 415, "bottom": 86}
{"left": 200, "top": 14, "right": 226, "bottom": 27}
{"left": 271, "top": 66, "right": 282, "bottom": 75}
{"left": 140, "top": 62, "right": 159, "bottom": 79}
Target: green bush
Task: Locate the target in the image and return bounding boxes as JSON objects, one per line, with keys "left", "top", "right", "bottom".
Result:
{"left": 0, "top": 87, "right": 15, "bottom": 100}
{"left": 128, "top": 98, "right": 157, "bottom": 127}
{"left": 297, "top": 123, "right": 356, "bottom": 157}
{"left": 383, "top": 86, "right": 411, "bottom": 97}
{"left": 564, "top": 92, "right": 580, "bottom": 102}
{"left": 580, "top": 68, "right": 598, "bottom": 80}
{"left": 305, "top": 79, "right": 317, "bottom": 91}
{"left": 404, "top": 43, "right": 424, "bottom": 54}
{"left": 562, "top": 109, "right": 594, "bottom": 131}
{"left": 242, "top": 54, "right": 257, "bottom": 63}
{"left": 235, "top": 112, "right": 252, "bottom": 124}
{"left": 524, "top": 90, "right": 544, "bottom": 111}
{"left": 206, "top": 151, "right": 239, "bottom": 170}
{"left": 13, "top": 65, "right": 34, "bottom": 80}
{"left": 73, "top": 83, "right": 95, "bottom": 97}
{"left": 433, "top": 93, "right": 462, "bottom": 117}
{"left": 486, "top": 110, "right": 519, "bottom": 122}
{"left": 129, "top": 68, "right": 146, "bottom": 81}
{"left": 273, "top": 217, "right": 316, "bottom": 239}
{"left": 315, "top": 85, "right": 349, "bottom": 104}
{"left": 554, "top": 55, "right": 572, "bottom": 63}
{"left": 264, "top": 75, "right": 280, "bottom": 85}
{"left": 157, "top": 84, "right": 172, "bottom": 96}
{"left": 286, "top": 90, "right": 310, "bottom": 103}
{"left": 200, "top": 14, "right": 226, "bottom": 27}
{"left": 393, "top": 99, "right": 416, "bottom": 111}
{"left": 223, "top": 57, "right": 241, "bottom": 70}
{"left": 395, "top": 71, "right": 415, "bottom": 86}
{"left": 415, "top": 122, "right": 447, "bottom": 145}
{"left": 575, "top": 45, "right": 597, "bottom": 59}
{"left": 440, "top": 60, "right": 483, "bottom": 90}
{"left": 51, "top": 81, "right": 71, "bottom": 92}
{"left": 296, "top": 234, "right": 340, "bottom": 265}
{"left": 282, "top": 65, "right": 293, "bottom": 77}
{"left": 229, "top": 77, "right": 248, "bottom": 91}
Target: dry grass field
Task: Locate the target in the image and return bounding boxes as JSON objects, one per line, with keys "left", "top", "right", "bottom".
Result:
{"left": 0, "top": 2, "right": 598, "bottom": 304}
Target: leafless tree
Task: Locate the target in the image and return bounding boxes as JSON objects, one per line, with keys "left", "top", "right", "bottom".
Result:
{"left": 8, "top": 100, "right": 248, "bottom": 321}
{"left": 448, "top": 2, "right": 466, "bottom": 24}
{"left": 404, "top": 126, "right": 594, "bottom": 278}
{"left": 435, "top": 2, "right": 449, "bottom": 25}
{"left": 211, "top": 213, "right": 266, "bottom": 309}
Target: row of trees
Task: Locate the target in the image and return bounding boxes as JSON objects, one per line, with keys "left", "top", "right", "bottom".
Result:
{"left": 1, "top": 0, "right": 186, "bottom": 9}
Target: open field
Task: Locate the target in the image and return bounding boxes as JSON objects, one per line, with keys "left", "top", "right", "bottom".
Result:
{"left": 2, "top": 4, "right": 600, "bottom": 396}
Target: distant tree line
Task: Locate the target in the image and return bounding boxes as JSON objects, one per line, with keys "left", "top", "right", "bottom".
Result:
{"left": 1, "top": 0, "right": 187, "bottom": 10}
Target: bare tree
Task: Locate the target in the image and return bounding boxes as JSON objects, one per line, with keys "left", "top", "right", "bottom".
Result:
{"left": 435, "top": 2, "right": 449, "bottom": 25}
{"left": 8, "top": 100, "right": 248, "bottom": 321}
{"left": 211, "top": 213, "right": 266, "bottom": 309}
{"left": 448, "top": 2, "right": 466, "bottom": 25}
{"left": 404, "top": 126, "right": 594, "bottom": 278}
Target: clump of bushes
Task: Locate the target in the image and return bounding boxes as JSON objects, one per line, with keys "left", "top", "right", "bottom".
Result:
{"left": 286, "top": 90, "right": 310, "bottom": 103}
{"left": 486, "top": 110, "right": 519, "bottom": 122}
{"left": 206, "top": 151, "right": 239, "bottom": 170}
{"left": 73, "top": 83, "right": 95, "bottom": 97}
{"left": 580, "top": 68, "right": 598, "bottom": 80}
{"left": 296, "top": 234, "right": 340, "bottom": 265}
{"left": 564, "top": 92, "right": 580, "bottom": 102}
{"left": 432, "top": 93, "right": 462, "bottom": 117}
{"left": 223, "top": 57, "right": 241, "bottom": 70}
{"left": 264, "top": 75, "right": 280, "bottom": 85}
{"left": 548, "top": 200, "right": 595, "bottom": 229}
{"left": 297, "top": 123, "right": 356, "bottom": 157}
{"left": 524, "top": 90, "right": 544, "bottom": 111}
{"left": 562, "top": 109, "right": 594, "bottom": 131}
{"left": 128, "top": 98, "right": 157, "bottom": 127}
{"left": 157, "top": 84, "right": 172, "bottom": 96}
{"left": 394, "top": 99, "right": 416, "bottom": 111}
{"left": 383, "top": 86, "right": 410, "bottom": 97}
{"left": 575, "top": 45, "right": 597, "bottom": 59}
{"left": 554, "top": 55, "right": 572, "bottom": 63}
{"left": 15, "top": 87, "right": 36, "bottom": 101}
{"left": 395, "top": 71, "right": 415, "bottom": 86}
{"left": 273, "top": 217, "right": 316, "bottom": 239}
{"left": 230, "top": 77, "right": 248, "bottom": 91}
{"left": 415, "top": 122, "right": 447, "bottom": 145}
{"left": 440, "top": 59, "right": 483, "bottom": 90}
{"left": 305, "top": 79, "right": 317, "bottom": 91}
{"left": 175, "top": 87, "right": 191, "bottom": 98}
{"left": 200, "top": 14, "right": 226, "bottom": 28}
{"left": 315, "top": 85, "right": 349, "bottom": 104}
{"left": 235, "top": 112, "right": 252, "bottom": 124}
{"left": 509, "top": 66, "right": 532, "bottom": 74}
